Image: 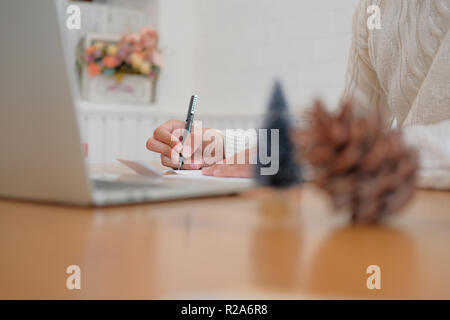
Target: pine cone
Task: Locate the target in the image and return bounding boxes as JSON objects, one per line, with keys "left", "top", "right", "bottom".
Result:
{"left": 295, "top": 100, "right": 419, "bottom": 224}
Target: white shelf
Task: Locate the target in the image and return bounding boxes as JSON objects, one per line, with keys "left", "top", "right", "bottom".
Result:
{"left": 77, "top": 100, "right": 180, "bottom": 117}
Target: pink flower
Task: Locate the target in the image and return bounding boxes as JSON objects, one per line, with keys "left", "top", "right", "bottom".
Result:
{"left": 141, "top": 26, "right": 157, "bottom": 36}
{"left": 85, "top": 46, "right": 95, "bottom": 56}
{"left": 93, "top": 50, "right": 102, "bottom": 59}
{"left": 113, "top": 28, "right": 161, "bottom": 71}
{"left": 130, "top": 33, "right": 141, "bottom": 44}
{"left": 87, "top": 63, "right": 101, "bottom": 77}
{"left": 116, "top": 48, "right": 128, "bottom": 63}
{"left": 132, "top": 43, "right": 143, "bottom": 52}
{"left": 102, "top": 56, "right": 118, "bottom": 68}
{"left": 121, "top": 34, "right": 133, "bottom": 44}
{"left": 140, "top": 27, "right": 158, "bottom": 50}
{"left": 141, "top": 37, "right": 156, "bottom": 50}
{"left": 152, "top": 50, "right": 163, "bottom": 67}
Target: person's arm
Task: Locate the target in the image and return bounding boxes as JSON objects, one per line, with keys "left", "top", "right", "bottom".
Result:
{"left": 343, "top": 0, "right": 450, "bottom": 189}
{"left": 202, "top": 131, "right": 257, "bottom": 178}
{"left": 146, "top": 119, "right": 257, "bottom": 176}
{"left": 341, "top": 0, "right": 394, "bottom": 128}
{"left": 222, "top": 129, "right": 258, "bottom": 159}
{"left": 403, "top": 121, "right": 450, "bottom": 189}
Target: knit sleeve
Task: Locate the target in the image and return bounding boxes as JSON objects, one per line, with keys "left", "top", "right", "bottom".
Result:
{"left": 403, "top": 120, "right": 450, "bottom": 190}
{"left": 343, "top": 1, "right": 450, "bottom": 190}
{"left": 342, "top": 0, "right": 394, "bottom": 128}
{"left": 223, "top": 129, "right": 258, "bottom": 159}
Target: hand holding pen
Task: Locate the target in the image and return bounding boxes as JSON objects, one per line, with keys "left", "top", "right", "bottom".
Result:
{"left": 146, "top": 94, "right": 253, "bottom": 177}
{"left": 178, "top": 94, "right": 198, "bottom": 170}
{"left": 146, "top": 95, "right": 207, "bottom": 170}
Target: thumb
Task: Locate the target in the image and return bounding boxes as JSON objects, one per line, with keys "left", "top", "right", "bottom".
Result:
{"left": 182, "top": 127, "right": 203, "bottom": 158}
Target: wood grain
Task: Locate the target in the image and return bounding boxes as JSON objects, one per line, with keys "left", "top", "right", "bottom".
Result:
{"left": 1, "top": 166, "right": 449, "bottom": 299}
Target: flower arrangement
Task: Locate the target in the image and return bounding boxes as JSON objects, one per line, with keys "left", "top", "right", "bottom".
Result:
{"left": 83, "top": 27, "right": 162, "bottom": 81}
{"left": 77, "top": 27, "right": 162, "bottom": 104}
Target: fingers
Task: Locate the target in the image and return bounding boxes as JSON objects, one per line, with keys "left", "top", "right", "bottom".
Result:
{"left": 161, "top": 155, "right": 203, "bottom": 170}
{"left": 146, "top": 120, "right": 185, "bottom": 168}
{"left": 201, "top": 165, "right": 216, "bottom": 176}
{"left": 146, "top": 137, "right": 180, "bottom": 162}
{"left": 153, "top": 129, "right": 182, "bottom": 152}
{"left": 160, "top": 119, "right": 186, "bottom": 132}
{"left": 152, "top": 120, "right": 185, "bottom": 152}
{"left": 223, "top": 148, "right": 257, "bottom": 165}
{"left": 202, "top": 164, "right": 254, "bottom": 178}
{"left": 201, "top": 147, "right": 256, "bottom": 177}
{"left": 160, "top": 155, "right": 177, "bottom": 169}
{"left": 179, "top": 127, "right": 203, "bottom": 158}
{"left": 147, "top": 119, "right": 217, "bottom": 170}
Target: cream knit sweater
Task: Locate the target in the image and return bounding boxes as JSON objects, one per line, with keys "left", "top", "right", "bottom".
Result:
{"left": 224, "top": 0, "right": 450, "bottom": 189}
{"left": 343, "top": 0, "right": 450, "bottom": 189}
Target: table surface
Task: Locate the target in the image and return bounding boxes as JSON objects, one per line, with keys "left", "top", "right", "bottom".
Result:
{"left": 1, "top": 164, "right": 450, "bottom": 299}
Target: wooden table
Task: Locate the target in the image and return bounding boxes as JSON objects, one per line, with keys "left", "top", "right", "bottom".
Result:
{"left": 1, "top": 165, "right": 450, "bottom": 299}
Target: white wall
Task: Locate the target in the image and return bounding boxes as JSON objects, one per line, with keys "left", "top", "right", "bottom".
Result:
{"left": 76, "top": 0, "right": 363, "bottom": 162}
{"left": 69, "top": 0, "right": 361, "bottom": 115}
{"left": 157, "top": 0, "right": 360, "bottom": 115}
{"left": 156, "top": 0, "right": 197, "bottom": 114}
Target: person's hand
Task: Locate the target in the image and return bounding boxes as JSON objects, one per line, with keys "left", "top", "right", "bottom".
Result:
{"left": 146, "top": 120, "right": 224, "bottom": 169}
{"left": 201, "top": 164, "right": 254, "bottom": 178}
{"left": 201, "top": 148, "right": 255, "bottom": 178}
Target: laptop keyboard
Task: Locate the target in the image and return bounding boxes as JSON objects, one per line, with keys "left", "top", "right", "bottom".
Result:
{"left": 91, "top": 178, "right": 186, "bottom": 205}
{"left": 92, "top": 178, "right": 182, "bottom": 190}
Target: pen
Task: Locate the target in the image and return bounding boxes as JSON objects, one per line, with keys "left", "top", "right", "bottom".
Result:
{"left": 178, "top": 94, "right": 198, "bottom": 170}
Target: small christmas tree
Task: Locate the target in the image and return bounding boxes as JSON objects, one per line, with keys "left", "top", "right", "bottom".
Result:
{"left": 255, "top": 81, "right": 302, "bottom": 188}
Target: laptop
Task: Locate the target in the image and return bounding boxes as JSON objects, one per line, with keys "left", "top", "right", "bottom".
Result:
{"left": 0, "top": 0, "right": 253, "bottom": 206}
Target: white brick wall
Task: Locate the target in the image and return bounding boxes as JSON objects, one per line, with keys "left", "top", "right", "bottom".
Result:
{"left": 77, "top": 0, "right": 363, "bottom": 163}
{"left": 85, "top": 0, "right": 361, "bottom": 115}
{"left": 188, "top": 0, "right": 361, "bottom": 114}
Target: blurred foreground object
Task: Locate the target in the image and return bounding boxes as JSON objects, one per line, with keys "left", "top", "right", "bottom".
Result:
{"left": 255, "top": 81, "right": 302, "bottom": 188}
{"left": 296, "top": 101, "right": 419, "bottom": 224}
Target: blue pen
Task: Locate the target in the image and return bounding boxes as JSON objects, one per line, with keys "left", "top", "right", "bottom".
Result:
{"left": 178, "top": 95, "right": 198, "bottom": 170}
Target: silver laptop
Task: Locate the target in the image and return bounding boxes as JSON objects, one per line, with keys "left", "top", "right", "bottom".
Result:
{"left": 0, "top": 0, "right": 252, "bottom": 206}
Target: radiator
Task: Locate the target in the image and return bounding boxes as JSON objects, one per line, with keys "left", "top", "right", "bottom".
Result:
{"left": 77, "top": 101, "right": 264, "bottom": 164}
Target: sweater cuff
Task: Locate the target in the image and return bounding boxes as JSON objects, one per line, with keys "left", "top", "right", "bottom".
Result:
{"left": 223, "top": 129, "right": 258, "bottom": 159}
{"left": 403, "top": 120, "right": 450, "bottom": 190}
